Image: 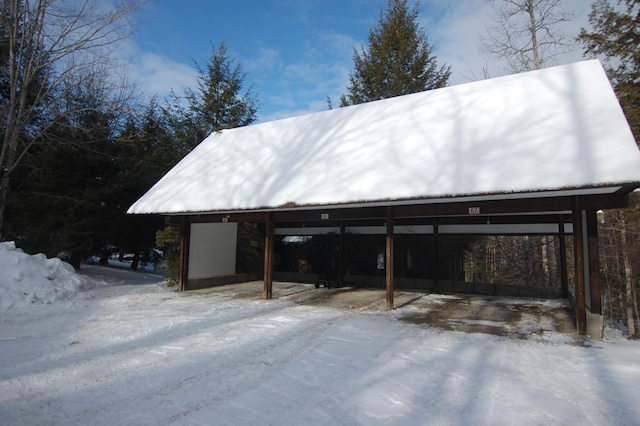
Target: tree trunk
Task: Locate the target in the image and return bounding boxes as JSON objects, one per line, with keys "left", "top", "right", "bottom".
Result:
{"left": 527, "top": 0, "right": 541, "bottom": 70}
{"left": 619, "top": 213, "right": 637, "bottom": 338}
{"left": 541, "top": 236, "right": 550, "bottom": 285}
{"left": 70, "top": 251, "right": 82, "bottom": 270}
{"left": 131, "top": 250, "right": 140, "bottom": 271}
{"left": 0, "top": 174, "right": 8, "bottom": 240}
{"left": 99, "top": 248, "right": 109, "bottom": 265}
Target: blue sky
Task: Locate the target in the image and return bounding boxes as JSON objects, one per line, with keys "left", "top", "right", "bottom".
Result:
{"left": 127, "top": 0, "right": 592, "bottom": 123}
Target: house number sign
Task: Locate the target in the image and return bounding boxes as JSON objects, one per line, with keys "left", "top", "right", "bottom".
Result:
{"left": 468, "top": 207, "right": 480, "bottom": 214}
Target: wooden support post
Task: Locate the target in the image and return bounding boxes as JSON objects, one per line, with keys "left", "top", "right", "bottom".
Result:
{"left": 586, "top": 210, "right": 602, "bottom": 314}
{"left": 178, "top": 217, "right": 191, "bottom": 292}
{"left": 572, "top": 200, "right": 587, "bottom": 334}
{"left": 264, "top": 212, "right": 274, "bottom": 300}
{"left": 558, "top": 217, "right": 568, "bottom": 298}
{"left": 339, "top": 221, "right": 346, "bottom": 282}
{"left": 386, "top": 207, "right": 394, "bottom": 311}
{"left": 433, "top": 219, "right": 440, "bottom": 289}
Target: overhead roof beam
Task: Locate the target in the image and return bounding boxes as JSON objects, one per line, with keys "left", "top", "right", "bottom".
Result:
{"left": 180, "top": 192, "right": 628, "bottom": 224}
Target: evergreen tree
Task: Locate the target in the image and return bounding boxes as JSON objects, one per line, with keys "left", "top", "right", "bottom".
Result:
{"left": 166, "top": 41, "right": 258, "bottom": 154}
{"left": 112, "top": 99, "right": 177, "bottom": 270}
{"left": 339, "top": 0, "right": 450, "bottom": 106}
{"left": 6, "top": 74, "right": 126, "bottom": 268}
{"left": 578, "top": 0, "right": 640, "bottom": 142}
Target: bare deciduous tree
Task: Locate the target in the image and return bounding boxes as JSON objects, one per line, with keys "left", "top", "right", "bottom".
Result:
{"left": 480, "top": 0, "right": 576, "bottom": 72}
{"left": 0, "top": 0, "right": 143, "bottom": 239}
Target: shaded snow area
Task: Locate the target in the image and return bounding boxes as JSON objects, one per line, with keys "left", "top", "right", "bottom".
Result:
{"left": 1, "top": 245, "right": 640, "bottom": 425}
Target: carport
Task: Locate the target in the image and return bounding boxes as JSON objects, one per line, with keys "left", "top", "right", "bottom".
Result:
{"left": 128, "top": 60, "right": 640, "bottom": 335}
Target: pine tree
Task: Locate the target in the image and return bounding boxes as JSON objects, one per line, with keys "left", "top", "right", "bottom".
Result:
{"left": 166, "top": 41, "right": 258, "bottom": 154}
{"left": 339, "top": 0, "right": 450, "bottom": 106}
{"left": 109, "top": 100, "right": 174, "bottom": 270}
{"left": 7, "top": 75, "right": 125, "bottom": 267}
{"left": 578, "top": 0, "right": 640, "bottom": 142}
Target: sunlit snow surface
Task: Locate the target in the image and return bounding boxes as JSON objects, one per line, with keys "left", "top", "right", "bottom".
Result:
{"left": 129, "top": 60, "right": 640, "bottom": 214}
{"left": 1, "top": 243, "right": 640, "bottom": 425}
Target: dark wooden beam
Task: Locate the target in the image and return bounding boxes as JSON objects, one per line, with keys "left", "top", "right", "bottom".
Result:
{"left": 386, "top": 207, "right": 394, "bottom": 311}
{"left": 264, "top": 212, "right": 274, "bottom": 300}
{"left": 178, "top": 217, "right": 191, "bottom": 292}
{"left": 339, "top": 222, "right": 345, "bottom": 282}
{"left": 174, "top": 192, "right": 626, "bottom": 226}
{"left": 275, "top": 214, "right": 573, "bottom": 230}
{"left": 433, "top": 219, "right": 440, "bottom": 287}
{"left": 614, "top": 183, "right": 639, "bottom": 196}
{"left": 572, "top": 200, "right": 587, "bottom": 335}
{"left": 587, "top": 210, "right": 602, "bottom": 314}
{"left": 188, "top": 212, "right": 268, "bottom": 224}
{"left": 273, "top": 206, "right": 387, "bottom": 222}
{"left": 275, "top": 218, "right": 382, "bottom": 229}
{"left": 422, "top": 214, "right": 573, "bottom": 226}
{"left": 394, "top": 193, "right": 625, "bottom": 218}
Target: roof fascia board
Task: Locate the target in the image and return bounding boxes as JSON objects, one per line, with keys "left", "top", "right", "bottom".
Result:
{"left": 168, "top": 186, "right": 628, "bottom": 219}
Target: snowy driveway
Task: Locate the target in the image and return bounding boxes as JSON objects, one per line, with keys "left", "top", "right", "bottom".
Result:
{"left": 1, "top": 280, "right": 639, "bottom": 425}
{"left": 77, "top": 263, "right": 166, "bottom": 285}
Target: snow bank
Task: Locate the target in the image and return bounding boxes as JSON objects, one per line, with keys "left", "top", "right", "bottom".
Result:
{"left": 0, "top": 241, "right": 85, "bottom": 312}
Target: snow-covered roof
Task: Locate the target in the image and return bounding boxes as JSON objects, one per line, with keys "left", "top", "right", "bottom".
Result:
{"left": 128, "top": 60, "right": 640, "bottom": 215}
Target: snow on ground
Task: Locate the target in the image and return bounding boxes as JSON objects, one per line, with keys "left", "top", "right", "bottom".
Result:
{"left": 0, "top": 242, "right": 164, "bottom": 312}
{"left": 0, "top": 241, "right": 85, "bottom": 311}
{"left": 1, "top": 243, "right": 639, "bottom": 425}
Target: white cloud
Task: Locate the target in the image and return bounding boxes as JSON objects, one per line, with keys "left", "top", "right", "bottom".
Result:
{"left": 427, "top": 0, "right": 489, "bottom": 84}
{"left": 319, "top": 32, "right": 362, "bottom": 58}
{"left": 259, "top": 30, "right": 355, "bottom": 121}
{"left": 244, "top": 47, "right": 282, "bottom": 74}
{"left": 128, "top": 52, "right": 198, "bottom": 99}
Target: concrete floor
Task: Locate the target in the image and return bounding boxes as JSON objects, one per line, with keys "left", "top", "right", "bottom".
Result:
{"left": 185, "top": 281, "right": 578, "bottom": 339}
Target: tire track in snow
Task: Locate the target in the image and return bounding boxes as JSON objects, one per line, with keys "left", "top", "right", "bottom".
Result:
{"left": 3, "top": 291, "right": 372, "bottom": 425}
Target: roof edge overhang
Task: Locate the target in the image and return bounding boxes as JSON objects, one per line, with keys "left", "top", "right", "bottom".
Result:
{"left": 143, "top": 184, "right": 637, "bottom": 217}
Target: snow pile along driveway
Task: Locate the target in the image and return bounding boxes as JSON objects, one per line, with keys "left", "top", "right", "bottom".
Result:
{"left": 0, "top": 241, "right": 85, "bottom": 311}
